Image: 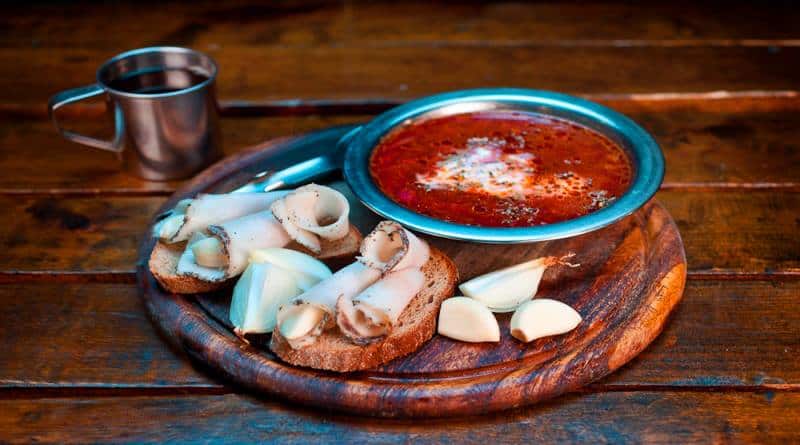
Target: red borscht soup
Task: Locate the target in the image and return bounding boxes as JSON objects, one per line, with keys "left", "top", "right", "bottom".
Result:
{"left": 369, "top": 110, "right": 633, "bottom": 227}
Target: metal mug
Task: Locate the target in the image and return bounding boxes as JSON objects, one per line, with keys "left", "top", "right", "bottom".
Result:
{"left": 48, "top": 47, "right": 222, "bottom": 180}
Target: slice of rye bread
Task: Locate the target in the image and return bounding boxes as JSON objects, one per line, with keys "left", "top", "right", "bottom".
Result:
{"left": 270, "top": 247, "right": 458, "bottom": 372}
{"left": 148, "top": 225, "right": 363, "bottom": 294}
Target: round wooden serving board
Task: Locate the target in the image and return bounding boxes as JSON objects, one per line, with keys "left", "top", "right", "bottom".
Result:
{"left": 138, "top": 125, "right": 687, "bottom": 418}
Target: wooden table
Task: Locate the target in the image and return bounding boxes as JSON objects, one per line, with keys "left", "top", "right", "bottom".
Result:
{"left": 2, "top": 1, "right": 798, "bottom": 442}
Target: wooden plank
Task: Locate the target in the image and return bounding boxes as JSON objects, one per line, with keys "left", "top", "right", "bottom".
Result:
{"left": 656, "top": 192, "right": 800, "bottom": 274}
{"left": 0, "top": 191, "right": 796, "bottom": 275}
{"left": 610, "top": 95, "right": 800, "bottom": 189}
{"left": 4, "top": 96, "right": 800, "bottom": 193}
{"left": 605, "top": 280, "right": 800, "bottom": 389}
{"left": 0, "top": 115, "right": 361, "bottom": 194}
{"left": 4, "top": 1, "right": 800, "bottom": 51}
{"left": 0, "top": 197, "right": 161, "bottom": 274}
{"left": 8, "top": 46, "right": 800, "bottom": 110}
{"left": 0, "top": 283, "right": 216, "bottom": 389}
{"left": 1, "top": 280, "right": 798, "bottom": 390}
{"left": 0, "top": 392, "right": 798, "bottom": 443}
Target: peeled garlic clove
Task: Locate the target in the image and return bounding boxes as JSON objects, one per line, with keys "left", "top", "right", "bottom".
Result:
{"left": 279, "top": 305, "right": 326, "bottom": 340}
{"left": 510, "top": 299, "right": 581, "bottom": 343}
{"left": 229, "top": 263, "right": 302, "bottom": 335}
{"left": 191, "top": 236, "right": 227, "bottom": 268}
{"left": 249, "top": 248, "right": 332, "bottom": 291}
{"left": 437, "top": 297, "right": 500, "bottom": 343}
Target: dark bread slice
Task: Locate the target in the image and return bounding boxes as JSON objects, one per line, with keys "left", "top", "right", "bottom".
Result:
{"left": 148, "top": 225, "right": 363, "bottom": 294}
{"left": 269, "top": 247, "right": 458, "bottom": 372}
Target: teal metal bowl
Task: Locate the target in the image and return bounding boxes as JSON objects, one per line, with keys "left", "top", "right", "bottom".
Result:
{"left": 341, "top": 88, "right": 664, "bottom": 243}
{"left": 254, "top": 88, "right": 664, "bottom": 244}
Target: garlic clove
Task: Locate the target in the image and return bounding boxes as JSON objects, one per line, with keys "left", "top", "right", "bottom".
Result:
{"left": 509, "top": 299, "right": 581, "bottom": 343}
{"left": 191, "top": 236, "right": 227, "bottom": 268}
{"left": 279, "top": 305, "right": 326, "bottom": 340}
{"left": 437, "top": 297, "right": 500, "bottom": 343}
{"left": 229, "top": 262, "right": 302, "bottom": 335}
{"left": 459, "top": 257, "right": 548, "bottom": 313}
{"left": 249, "top": 248, "right": 332, "bottom": 291}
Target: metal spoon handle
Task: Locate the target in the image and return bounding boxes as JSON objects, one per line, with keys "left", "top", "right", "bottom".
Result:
{"left": 233, "top": 126, "right": 362, "bottom": 193}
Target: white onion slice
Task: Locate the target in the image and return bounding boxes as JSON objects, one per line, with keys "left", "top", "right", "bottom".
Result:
{"left": 249, "top": 247, "right": 332, "bottom": 291}
{"left": 229, "top": 262, "right": 302, "bottom": 335}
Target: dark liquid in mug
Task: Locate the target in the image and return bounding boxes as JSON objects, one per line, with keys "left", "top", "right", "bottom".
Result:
{"left": 108, "top": 68, "right": 209, "bottom": 94}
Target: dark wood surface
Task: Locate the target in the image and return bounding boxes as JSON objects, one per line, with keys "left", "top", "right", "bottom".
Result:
{"left": 1, "top": 0, "right": 798, "bottom": 441}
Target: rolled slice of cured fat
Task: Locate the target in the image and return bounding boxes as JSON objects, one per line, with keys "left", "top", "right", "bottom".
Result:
{"left": 176, "top": 210, "right": 291, "bottom": 282}
{"left": 357, "top": 220, "right": 429, "bottom": 273}
{"left": 336, "top": 267, "right": 426, "bottom": 343}
{"left": 336, "top": 221, "right": 431, "bottom": 343}
{"left": 271, "top": 184, "right": 350, "bottom": 254}
{"left": 157, "top": 191, "right": 289, "bottom": 243}
{"left": 276, "top": 261, "right": 381, "bottom": 349}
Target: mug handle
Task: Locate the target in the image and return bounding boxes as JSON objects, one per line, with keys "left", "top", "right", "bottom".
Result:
{"left": 48, "top": 84, "right": 124, "bottom": 153}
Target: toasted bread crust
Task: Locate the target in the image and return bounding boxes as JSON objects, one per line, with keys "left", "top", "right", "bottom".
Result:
{"left": 269, "top": 247, "right": 458, "bottom": 372}
{"left": 149, "top": 241, "right": 229, "bottom": 294}
{"left": 149, "top": 225, "right": 362, "bottom": 294}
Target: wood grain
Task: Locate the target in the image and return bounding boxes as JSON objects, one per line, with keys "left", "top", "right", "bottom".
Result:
{"left": 605, "top": 280, "right": 800, "bottom": 389}
{"left": 0, "top": 196, "right": 162, "bottom": 274}
{"left": 2, "top": 281, "right": 797, "bottom": 390}
{"left": 1, "top": 392, "right": 798, "bottom": 443}
{"left": 9, "top": 46, "right": 800, "bottom": 110}
{"left": 4, "top": 1, "right": 800, "bottom": 50}
{"left": 657, "top": 192, "right": 800, "bottom": 273}
{"left": 0, "top": 283, "right": 217, "bottom": 389}
{"left": 7, "top": 96, "right": 800, "bottom": 193}
{"left": 611, "top": 95, "right": 800, "bottom": 188}
{"left": 0, "top": 115, "right": 362, "bottom": 194}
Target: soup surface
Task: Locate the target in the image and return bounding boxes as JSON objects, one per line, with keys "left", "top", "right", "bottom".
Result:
{"left": 369, "top": 110, "right": 633, "bottom": 227}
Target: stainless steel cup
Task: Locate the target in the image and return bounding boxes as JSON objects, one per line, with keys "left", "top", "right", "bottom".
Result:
{"left": 48, "top": 47, "right": 222, "bottom": 180}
